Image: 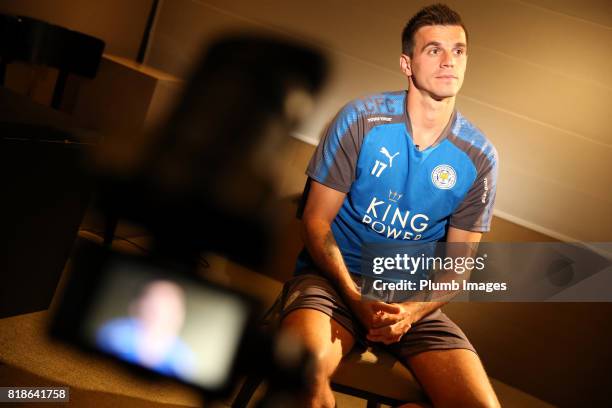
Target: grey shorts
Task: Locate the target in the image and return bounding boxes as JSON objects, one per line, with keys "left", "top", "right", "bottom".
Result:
{"left": 279, "top": 272, "right": 476, "bottom": 362}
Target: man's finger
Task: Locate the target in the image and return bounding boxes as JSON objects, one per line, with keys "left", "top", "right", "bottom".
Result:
{"left": 369, "top": 320, "right": 410, "bottom": 336}
{"left": 368, "top": 324, "right": 393, "bottom": 337}
{"left": 366, "top": 332, "right": 402, "bottom": 344}
{"left": 366, "top": 333, "right": 389, "bottom": 342}
{"left": 371, "top": 311, "right": 402, "bottom": 328}
{"left": 372, "top": 302, "right": 402, "bottom": 314}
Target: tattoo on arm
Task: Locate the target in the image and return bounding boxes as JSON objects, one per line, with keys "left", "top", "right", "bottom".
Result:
{"left": 319, "top": 228, "right": 356, "bottom": 295}
{"left": 323, "top": 230, "right": 337, "bottom": 258}
{"left": 323, "top": 230, "right": 346, "bottom": 267}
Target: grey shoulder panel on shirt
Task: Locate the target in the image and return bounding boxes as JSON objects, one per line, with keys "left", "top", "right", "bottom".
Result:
{"left": 447, "top": 112, "right": 499, "bottom": 232}
{"left": 306, "top": 91, "right": 407, "bottom": 192}
{"left": 447, "top": 111, "right": 498, "bottom": 170}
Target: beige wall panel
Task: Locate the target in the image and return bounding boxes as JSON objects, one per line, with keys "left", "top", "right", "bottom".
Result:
{"left": 191, "top": 0, "right": 424, "bottom": 68}
{"left": 459, "top": 98, "right": 612, "bottom": 240}
{"left": 463, "top": 48, "right": 611, "bottom": 144}
{"left": 152, "top": 1, "right": 611, "bottom": 143}
{"left": 148, "top": 0, "right": 407, "bottom": 143}
{"left": 151, "top": 0, "right": 612, "bottom": 95}
{"left": 444, "top": 0, "right": 612, "bottom": 88}
{"left": 197, "top": 0, "right": 612, "bottom": 88}
{"left": 495, "top": 162, "right": 612, "bottom": 241}
{"left": 152, "top": 0, "right": 612, "bottom": 90}
{"left": 457, "top": 97, "right": 612, "bottom": 204}
{"left": 146, "top": 0, "right": 259, "bottom": 78}
{"left": 0, "top": 0, "right": 153, "bottom": 59}
{"left": 520, "top": 0, "right": 612, "bottom": 27}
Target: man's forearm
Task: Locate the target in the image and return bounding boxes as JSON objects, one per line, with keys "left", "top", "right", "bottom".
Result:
{"left": 401, "top": 236, "right": 481, "bottom": 323}
{"left": 302, "top": 218, "right": 360, "bottom": 302}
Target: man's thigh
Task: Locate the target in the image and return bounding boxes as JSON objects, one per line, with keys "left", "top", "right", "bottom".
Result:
{"left": 279, "top": 273, "right": 359, "bottom": 375}
{"left": 405, "top": 348, "right": 500, "bottom": 408}
{"left": 384, "top": 309, "right": 498, "bottom": 407}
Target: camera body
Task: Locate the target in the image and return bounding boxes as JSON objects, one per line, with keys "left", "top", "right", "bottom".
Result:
{"left": 50, "top": 34, "right": 327, "bottom": 402}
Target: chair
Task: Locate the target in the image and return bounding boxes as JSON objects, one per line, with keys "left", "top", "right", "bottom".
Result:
{"left": 231, "top": 181, "right": 428, "bottom": 407}
{"left": 231, "top": 289, "right": 427, "bottom": 407}
{"left": 0, "top": 14, "right": 103, "bottom": 317}
{"left": 0, "top": 13, "right": 105, "bottom": 109}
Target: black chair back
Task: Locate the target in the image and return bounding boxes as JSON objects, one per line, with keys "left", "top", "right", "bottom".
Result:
{"left": 0, "top": 14, "right": 105, "bottom": 108}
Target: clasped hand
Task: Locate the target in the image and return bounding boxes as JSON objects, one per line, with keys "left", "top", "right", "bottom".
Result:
{"left": 350, "top": 299, "right": 414, "bottom": 345}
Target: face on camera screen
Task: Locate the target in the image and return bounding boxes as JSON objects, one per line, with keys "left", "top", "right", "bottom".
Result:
{"left": 82, "top": 258, "right": 249, "bottom": 389}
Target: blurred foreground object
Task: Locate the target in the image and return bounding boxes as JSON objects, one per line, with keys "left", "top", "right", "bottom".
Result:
{"left": 51, "top": 33, "right": 327, "bottom": 403}
{"left": 95, "top": 34, "right": 327, "bottom": 268}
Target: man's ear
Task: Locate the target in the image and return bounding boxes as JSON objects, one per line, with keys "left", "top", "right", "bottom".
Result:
{"left": 400, "top": 54, "right": 412, "bottom": 76}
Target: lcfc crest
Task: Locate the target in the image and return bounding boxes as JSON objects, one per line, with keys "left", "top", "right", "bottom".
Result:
{"left": 431, "top": 164, "right": 457, "bottom": 189}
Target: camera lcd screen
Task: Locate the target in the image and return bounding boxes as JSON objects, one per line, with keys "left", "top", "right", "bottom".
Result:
{"left": 79, "top": 256, "right": 251, "bottom": 391}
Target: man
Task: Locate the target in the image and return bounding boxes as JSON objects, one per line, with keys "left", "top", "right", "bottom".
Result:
{"left": 97, "top": 280, "right": 195, "bottom": 379}
{"left": 280, "top": 3, "right": 500, "bottom": 408}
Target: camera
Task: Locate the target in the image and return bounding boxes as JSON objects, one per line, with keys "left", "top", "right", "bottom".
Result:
{"left": 49, "top": 33, "right": 327, "bottom": 405}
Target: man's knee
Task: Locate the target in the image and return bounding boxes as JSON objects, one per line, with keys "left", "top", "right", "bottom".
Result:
{"left": 455, "top": 395, "right": 500, "bottom": 408}
{"left": 431, "top": 387, "right": 500, "bottom": 408}
{"left": 281, "top": 308, "right": 354, "bottom": 350}
{"left": 280, "top": 309, "right": 349, "bottom": 408}
{"left": 471, "top": 389, "right": 501, "bottom": 408}
{"left": 407, "top": 349, "right": 500, "bottom": 408}
{"left": 398, "top": 387, "right": 500, "bottom": 408}
{"left": 281, "top": 309, "right": 354, "bottom": 376}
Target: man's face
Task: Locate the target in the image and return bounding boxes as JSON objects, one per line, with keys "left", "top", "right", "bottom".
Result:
{"left": 402, "top": 25, "right": 468, "bottom": 100}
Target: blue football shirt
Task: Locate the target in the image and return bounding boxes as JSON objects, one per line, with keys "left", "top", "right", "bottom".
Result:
{"left": 297, "top": 90, "right": 498, "bottom": 275}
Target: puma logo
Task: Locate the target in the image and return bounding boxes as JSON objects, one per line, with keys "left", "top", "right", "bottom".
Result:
{"left": 380, "top": 147, "right": 399, "bottom": 167}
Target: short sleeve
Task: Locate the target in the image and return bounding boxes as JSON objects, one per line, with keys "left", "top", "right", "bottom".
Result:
{"left": 450, "top": 147, "right": 499, "bottom": 232}
{"left": 306, "top": 102, "right": 364, "bottom": 193}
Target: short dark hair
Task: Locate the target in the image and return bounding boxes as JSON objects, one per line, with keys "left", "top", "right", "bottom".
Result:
{"left": 401, "top": 4, "right": 468, "bottom": 56}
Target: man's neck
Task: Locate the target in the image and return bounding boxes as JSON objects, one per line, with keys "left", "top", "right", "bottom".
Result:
{"left": 406, "top": 85, "right": 456, "bottom": 149}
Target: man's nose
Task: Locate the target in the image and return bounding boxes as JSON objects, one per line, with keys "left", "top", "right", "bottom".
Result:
{"left": 441, "top": 50, "right": 454, "bottom": 67}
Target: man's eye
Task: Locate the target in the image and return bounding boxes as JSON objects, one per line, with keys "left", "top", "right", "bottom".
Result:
{"left": 454, "top": 49, "right": 465, "bottom": 55}
{"left": 429, "top": 48, "right": 440, "bottom": 55}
